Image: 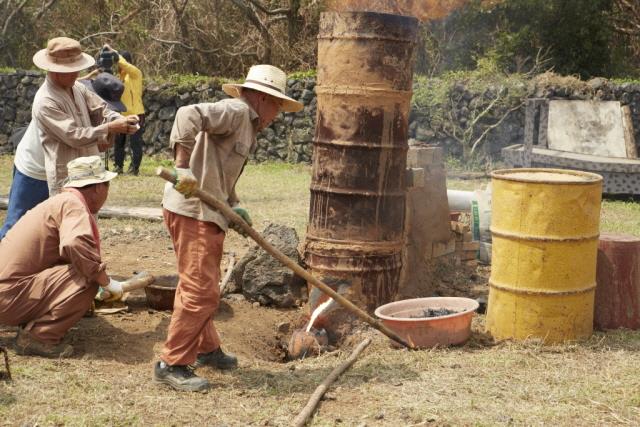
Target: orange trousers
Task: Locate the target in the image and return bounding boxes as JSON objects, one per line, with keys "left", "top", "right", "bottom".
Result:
{"left": 161, "top": 209, "right": 225, "bottom": 366}
{"left": 0, "top": 264, "right": 96, "bottom": 344}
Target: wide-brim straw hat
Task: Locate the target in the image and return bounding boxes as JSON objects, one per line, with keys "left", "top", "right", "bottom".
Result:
{"left": 64, "top": 155, "right": 117, "bottom": 188}
{"left": 222, "top": 64, "right": 304, "bottom": 113}
{"left": 33, "top": 37, "right": 95, "bottom": 73}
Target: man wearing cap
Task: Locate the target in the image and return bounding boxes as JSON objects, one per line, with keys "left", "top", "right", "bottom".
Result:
{"left": 0, "top": 156, "right": 121, "bottom": 357}
{"left": 154, "top": 64, "right": 303, "bottom": 392}
{"left": 31, "top": 36, "right": 138, "bottom": 196}
{"left": 0, "top": 71, "right": 130, "bottom": 241}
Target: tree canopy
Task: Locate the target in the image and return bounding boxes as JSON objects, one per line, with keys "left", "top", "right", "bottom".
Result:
{"left": 0, "top": 0, "right": 638, "bottom": 79}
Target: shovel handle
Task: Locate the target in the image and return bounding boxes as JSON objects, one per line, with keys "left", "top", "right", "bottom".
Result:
{"left": 156, "top": 167, "right": 414, "bottom": 349}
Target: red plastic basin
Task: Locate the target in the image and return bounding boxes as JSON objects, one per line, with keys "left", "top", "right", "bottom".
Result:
{"left": 375, "top": 297, "right": 479, "bottom": 348}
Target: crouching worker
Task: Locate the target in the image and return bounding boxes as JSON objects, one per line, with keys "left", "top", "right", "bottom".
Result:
{"left": 154, "top": 65, "right": 303, "bottom": 392}
{"left": 0, "top": 156, "right": 121, "bottom": 357}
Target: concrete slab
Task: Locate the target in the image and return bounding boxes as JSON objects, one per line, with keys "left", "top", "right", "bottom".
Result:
{"left": 547, "top": 100, "right": 628, "bottom": 158}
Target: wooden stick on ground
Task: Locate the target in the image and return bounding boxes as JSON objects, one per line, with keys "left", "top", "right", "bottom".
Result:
{"left": 293, "top": 338, "right": 372, "bottom": 427}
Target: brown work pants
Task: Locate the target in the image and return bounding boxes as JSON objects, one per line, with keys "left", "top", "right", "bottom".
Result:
{"left": 0, "top": 264, "right": 97, "bottom": 344}
{"left": 161, "top": 209, "right": 225, "bottom": 366}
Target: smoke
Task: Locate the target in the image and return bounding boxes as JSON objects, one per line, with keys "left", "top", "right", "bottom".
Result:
{"left": 326, "top": 0, "right": 469, "bottom": 22}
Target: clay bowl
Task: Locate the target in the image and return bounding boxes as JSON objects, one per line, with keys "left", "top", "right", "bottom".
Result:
{"left": 375, "top": 297, "right": 479, "bottom": 348}
{"left": 145, "top": 276, "right": 178, "bottom": 311}
{"left": 288, "top": 328, "right": 329, "bottom": 360}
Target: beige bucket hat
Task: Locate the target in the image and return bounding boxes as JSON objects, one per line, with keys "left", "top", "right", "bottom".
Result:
{"left": 64, "top": 156, "right": 117, "bottom": 188}
{"left": 33, "top": 37, "right": 95, "bottom": 73}
{"left": 222, "top": 64, "right": 304, "bottom": 113}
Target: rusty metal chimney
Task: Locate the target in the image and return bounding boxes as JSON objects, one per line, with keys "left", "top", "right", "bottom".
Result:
{"left": 302, "top": 11, "right": 419, "bottom": 316}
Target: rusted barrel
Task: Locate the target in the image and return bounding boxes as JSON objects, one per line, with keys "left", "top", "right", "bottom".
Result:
{"left": 302, "top": 11, "right": 418, "bottom": 313}
{"left": 486, "top": 168, "right": 603, "bottom": 343}
{"left": 595, "top": 233, "right": 640, "bottom": 330}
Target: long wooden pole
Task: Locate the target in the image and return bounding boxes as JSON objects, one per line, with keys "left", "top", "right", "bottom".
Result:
{"left": 156, "top": 167, "right": 413, "bottom": 349}
{"left": 293, "top": 338, "right": 372, "bottom": 427}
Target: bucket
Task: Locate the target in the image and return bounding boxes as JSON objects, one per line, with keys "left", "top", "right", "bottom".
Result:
{"left": 375, "top": 297, "right": 479, "bottom": 348}
{"left": 486, "top": 168, "right": 603, "bottom": 343}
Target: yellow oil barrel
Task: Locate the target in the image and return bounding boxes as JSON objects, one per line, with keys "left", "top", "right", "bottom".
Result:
{"left": 486, "top": 168, "right": 603, "bottom": 343}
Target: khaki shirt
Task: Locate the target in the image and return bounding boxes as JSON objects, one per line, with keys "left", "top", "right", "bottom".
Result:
{"left": 33, "top": 75, "right": 121, "bottom": 195}
{"left": 0, "top": 192, "right": 108, "bottom": 289}
{"left": 162, "top": 98, "right": 259, "bottom": 231}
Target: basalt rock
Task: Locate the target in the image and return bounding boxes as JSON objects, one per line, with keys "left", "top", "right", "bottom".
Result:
{"left": 230, "top": 223, "right": 307, "bottom": 308}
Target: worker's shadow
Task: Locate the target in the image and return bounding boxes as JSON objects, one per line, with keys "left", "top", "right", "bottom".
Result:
{"left": 69, "top": 307, "right": 170, "bottom": 365}
{"left": 218, "top": 358, "right": 420, "bottom": 397}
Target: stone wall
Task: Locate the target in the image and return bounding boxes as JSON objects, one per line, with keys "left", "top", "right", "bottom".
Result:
{"left": 2, "top": 70, "right": 639, "bottom": 163}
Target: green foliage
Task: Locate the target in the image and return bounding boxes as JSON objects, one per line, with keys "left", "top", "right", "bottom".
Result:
{"left": 422, "top": 0, "right": 636, "bottom": 79}
{"left": 413, "top": 56, "right": 529, "bottom": 126}
{"left": 287, "top": 69, "right": 317, "bottom": 79}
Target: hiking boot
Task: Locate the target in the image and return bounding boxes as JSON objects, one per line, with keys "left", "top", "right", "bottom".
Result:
{"left": 194, "top": 347, "right": 238, "bottom": 370}
{"left": 114, "top": 166, "right": 124, "bottom": 174}
{"left": 127, "top": 166, "right": 139, "bottom": 176}
{"left": 153, "top": 361, "right": 210, "bottom": 392}
{"left": 14, "top": 329, "right": 73, "bottom": 358}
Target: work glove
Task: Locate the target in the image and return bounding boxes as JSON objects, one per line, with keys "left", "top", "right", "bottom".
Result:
{"left": 230, "top": 206, "right": 252, "bottom": 237}
{"left": 173, "top": 168, "right": 198, "bottom": 198}
{"left": 95, "top": 278, "right": 124, "bottom": 302}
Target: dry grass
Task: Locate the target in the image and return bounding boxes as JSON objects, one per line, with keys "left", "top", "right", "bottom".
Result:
{"left": 1, "top": 155, "right": 640, "bottom": 425}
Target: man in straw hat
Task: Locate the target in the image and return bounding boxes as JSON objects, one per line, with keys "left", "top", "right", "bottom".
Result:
{"left": 32, "top": 36, "right": 139, "bottom": 196}
{"left": 0, "top": 156, "right": 122, "bottom": 358}
{"left": 154, "top": 64, "right": 303, "bottom": 392}
{"left": 0, "top": 72, "right": 129, "bottom": 242}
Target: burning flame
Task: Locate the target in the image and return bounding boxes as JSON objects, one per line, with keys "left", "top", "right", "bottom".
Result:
{"left": 326, "top": 0, "right": 469, "bottom": 22}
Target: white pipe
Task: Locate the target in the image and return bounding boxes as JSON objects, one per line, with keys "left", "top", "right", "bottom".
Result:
{"left": 447, "top": 190, "right": 476, "bottom": 212}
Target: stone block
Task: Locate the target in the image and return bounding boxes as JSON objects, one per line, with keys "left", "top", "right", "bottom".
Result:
{"left": 547, "top": 100, "right": 628, "bottom": 158}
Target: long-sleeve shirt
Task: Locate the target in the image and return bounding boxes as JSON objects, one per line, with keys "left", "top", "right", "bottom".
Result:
{"left": 0, "top": 191, "right": 109, "bottom": 288}
{"left": 14, "top": 120, "right": 46, "bottom": 181}
{"left": 33, "top": 75, "right": 121, "bottom": 195}
{"left": 118, "top": 56, "right": 145, "bottom": 116}
{"left": 162, "top": 98, "right": 259, "bottom": 231}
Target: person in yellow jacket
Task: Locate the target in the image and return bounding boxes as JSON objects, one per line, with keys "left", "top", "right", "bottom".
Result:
{"left": 103, "top": 45, "right": 145, "bottom": 175}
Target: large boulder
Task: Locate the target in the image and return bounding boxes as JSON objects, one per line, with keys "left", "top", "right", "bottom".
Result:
{"left": 230, "top": 223, "right": 307, "bottom": 308}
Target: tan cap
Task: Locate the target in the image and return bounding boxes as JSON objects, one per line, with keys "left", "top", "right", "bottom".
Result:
{"left": 33, "top": 37, "right": 95, "bottom": 73}
{"left": 222, "top": 64, "right": 303, "bottom": 113}
{"left": 64, "top": 156, "right": 117, "bottom": 188}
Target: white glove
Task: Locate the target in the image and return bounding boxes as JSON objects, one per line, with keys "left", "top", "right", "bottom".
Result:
{"left": 100, "top": 278, "right": 123, "bottom": 302}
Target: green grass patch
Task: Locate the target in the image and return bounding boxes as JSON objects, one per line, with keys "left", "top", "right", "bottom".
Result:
{"left": 288, "top": 69, "right": 317, "bottom": 79}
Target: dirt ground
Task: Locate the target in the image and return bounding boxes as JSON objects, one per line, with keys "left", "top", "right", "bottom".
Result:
{"left": 2, "top": 188, "right": 640, "bottom": 424}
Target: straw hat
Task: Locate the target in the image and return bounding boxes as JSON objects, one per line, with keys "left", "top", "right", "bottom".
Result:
{"left": 64, "top": 156, "right": 117, "bottom": 188}
{"left": 222, "top": 64, "right": 303, "bottom": 113}
{"left": 33, "top": 37, "right": 95, "bottom": 73}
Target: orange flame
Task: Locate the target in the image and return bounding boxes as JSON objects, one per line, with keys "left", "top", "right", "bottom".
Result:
{"left": 326, "top": 0, "right": 469, "bottom": 22}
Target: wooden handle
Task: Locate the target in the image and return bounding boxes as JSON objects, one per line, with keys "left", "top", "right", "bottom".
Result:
{"left": 121, "top": 271, "right": 155, "bottom": 293}
{"left": 157, "top": 167, "right": 414, "bottom": 349}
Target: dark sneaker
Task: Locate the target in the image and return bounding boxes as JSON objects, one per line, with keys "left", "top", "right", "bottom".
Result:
{"left": 153, "top": 361, "right": 210, "bottom": 392}
{"left": 14, "top": 329, "right": 73, "bottom": 358}
{"left": 114, "top": 166, "right": 124, "bottom": 174}
{"left": 127, "top": 166, "right": 139, "bottom": 176}
{"left": 194, "top": 348, "right": 238, "bottom": 370}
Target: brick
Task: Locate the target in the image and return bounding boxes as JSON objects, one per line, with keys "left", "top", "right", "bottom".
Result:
{"left": 463, "top": 241, "right": 480, "bottom": 251}
{"left": 432, "top": 238, "right": 456, "bottom": 258}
